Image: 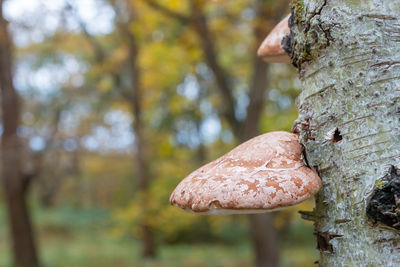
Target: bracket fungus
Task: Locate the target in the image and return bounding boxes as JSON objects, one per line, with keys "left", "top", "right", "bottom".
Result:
{"left": 257, "top": 14, "right": 291, "bottom": 63}
{"left": 169, "top": 131, "right": 321, "bottom": 215}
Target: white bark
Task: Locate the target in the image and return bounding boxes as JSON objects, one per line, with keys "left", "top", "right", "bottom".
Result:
{"left": 290, "top": 0, "right": 400, "bottom": 265}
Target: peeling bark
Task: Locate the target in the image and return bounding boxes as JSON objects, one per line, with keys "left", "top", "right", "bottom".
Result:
{"left": 290, "top": 0, "right": 400, "bottom": 265}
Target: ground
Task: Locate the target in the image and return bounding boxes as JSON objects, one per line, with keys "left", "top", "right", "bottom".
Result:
{"left": 0, "top": 205, "right": 317, "bottom": 267}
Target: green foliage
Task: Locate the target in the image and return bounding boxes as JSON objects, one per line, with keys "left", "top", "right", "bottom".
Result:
{"left": 0, "top": 205, "right": 316, "bottom": 267}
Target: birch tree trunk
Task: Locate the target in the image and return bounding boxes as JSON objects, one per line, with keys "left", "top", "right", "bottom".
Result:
{"left": 288, "top": 0, "right": 400, "bottom": 265}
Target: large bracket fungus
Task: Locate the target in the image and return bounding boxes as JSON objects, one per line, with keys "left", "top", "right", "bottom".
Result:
{"left": 170, "top": 132, "right": 321, "bottom": 215}
{"left": 170, "top": 16, "right": 321, "bottom": 215}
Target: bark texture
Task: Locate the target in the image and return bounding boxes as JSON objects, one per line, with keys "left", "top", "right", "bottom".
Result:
{"left": 290, "top": 0, "right": 400, "bottom": 265}
{"left": 0, "top": 1, "right": 39, "bottom": 266}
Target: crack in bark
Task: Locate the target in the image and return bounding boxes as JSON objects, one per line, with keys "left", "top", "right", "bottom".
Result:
{"left": 315, "top": 231, "right": 343, "bottom": 253}
{"left": 359, "top": 14, "right": 397, "bottom": 21}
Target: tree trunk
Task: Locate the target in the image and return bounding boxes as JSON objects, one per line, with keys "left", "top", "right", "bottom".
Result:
{"left": 244, "top": 60, "right": 279, "bottom": 267}
{"left": 249, "top": 213, "right": 278, "bottom": 267}
{"left": 126, "top": 6, "right": 156, "bottom": 258}
{"left": 244, "top": 1, "right": 284, "bottom": 265}
{"left": 0, "top": 2, "right": 39, "bottom": 266}
{"left": 289, "top": 0, "right": 400, "bottom": 265}
{"left": 192, "top": 1, "right": 281, "bottom": 265}
{"left": 146, "top": 1, "right": 287, "bottom": 265}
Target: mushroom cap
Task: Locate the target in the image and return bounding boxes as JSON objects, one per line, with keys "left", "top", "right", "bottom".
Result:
{"left": 169, "top": 131, "right": 321, "bottom": 215}
{"left": 257, "top": 14, "right": 291, "bottom": 63}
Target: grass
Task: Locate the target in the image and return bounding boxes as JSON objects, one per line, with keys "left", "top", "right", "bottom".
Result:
{"left": 0, "top": 205, "right": 317, "bottom": 267}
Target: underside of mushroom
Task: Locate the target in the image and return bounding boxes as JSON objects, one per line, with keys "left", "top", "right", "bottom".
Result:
{"left": 257, "top": 14, "right": 291, "bottom": 64}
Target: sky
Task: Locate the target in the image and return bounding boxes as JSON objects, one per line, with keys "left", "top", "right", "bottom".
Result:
{"left": 5, "top": 0, "right": 115, "bottom": 43}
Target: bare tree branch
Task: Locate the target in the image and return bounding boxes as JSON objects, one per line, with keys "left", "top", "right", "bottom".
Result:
{"left": 146, "top": 0, "right": 240, "bottom": 134}
{"left": 65, "top": 1, "right": 105, "bottom": 62}
{"left": 146, "top": 0, "right": 191, "bottom": 23}
{"left": 65, "top": 1, "right": 133, "bottom": 100}
{"left": 190, "top": 1, "right": 240, "bottom": 134}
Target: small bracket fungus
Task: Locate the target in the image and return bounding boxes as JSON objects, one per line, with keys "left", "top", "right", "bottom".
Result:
{"left": 257, "top": 14, "right": 291, "bottom": 63}
{"left": 170, "top": 131, "right": 321, "bottom": 215}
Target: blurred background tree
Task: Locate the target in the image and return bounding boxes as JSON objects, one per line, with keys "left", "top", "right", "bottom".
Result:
{"left": 0, "top": 0, "right": 317, "bottom": 266}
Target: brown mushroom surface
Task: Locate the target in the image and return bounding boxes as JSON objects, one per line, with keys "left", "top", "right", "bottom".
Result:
{"left": 257, "top": 14, "right": 290, "bottom": 63}
{"left": 170, "top": 131, "right": 321, "bottom": 215}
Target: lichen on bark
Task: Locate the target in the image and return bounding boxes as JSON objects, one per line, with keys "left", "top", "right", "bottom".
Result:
{"left": 287, "top": 0, "right": 331, "bottom": 68}
{"left": 291, "top": 0, "right": 400, "bottom": 265}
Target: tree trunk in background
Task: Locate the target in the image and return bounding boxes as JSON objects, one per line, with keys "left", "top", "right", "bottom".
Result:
{"left": 147, "top": 1, "right": 288, "bottom": 265}
{"left": 126, "top": 6, "right": 156, "bottom": 258}
{"left": 0, "top": 2, "right": 39, "bottom": 266}
{"left": 290, "top": 0, "right": 400, "bottom": 265}
{"left": 244, "top": 59, "right": 279, "bottom": 266}
{"left": 82, "top": 0, "right": 157, "bottom": 257}
{"left": 191, "top": 2, "right": 282, "bottom": 265}
{"left": 248, "top": 213, "right": 278, "bottom": 267}
{"left": 242, "top": 1, "right": 287, "bottom": 266}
